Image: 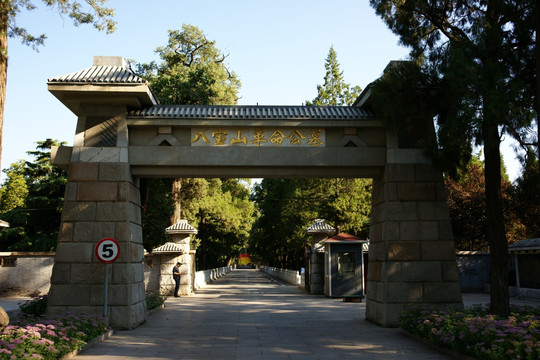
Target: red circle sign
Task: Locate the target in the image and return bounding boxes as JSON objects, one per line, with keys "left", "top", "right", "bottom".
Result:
{"left": 95, "top": 238, "right": 120, "bottom": 264}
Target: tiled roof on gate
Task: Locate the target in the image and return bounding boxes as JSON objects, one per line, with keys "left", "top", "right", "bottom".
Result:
{"left": 129, "top": 104, "right": 374, "bottom": 119}
{"left": 48, "top": 65, "right": 146, "bottom": 84}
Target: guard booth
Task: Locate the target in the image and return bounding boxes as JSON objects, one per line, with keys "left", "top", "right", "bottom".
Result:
{"left": 324, "top": 233, "right": 367, "bottom": 299}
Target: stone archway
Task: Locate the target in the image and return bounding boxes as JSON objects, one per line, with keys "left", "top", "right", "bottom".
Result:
{"left": 47, "top": 56, "right": 462, "bottom": 328}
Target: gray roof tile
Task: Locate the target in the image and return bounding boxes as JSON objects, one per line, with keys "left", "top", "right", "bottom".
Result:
{"left": 306, "top": 219, "right": 336, "bottom": 234}
{"left": 48, "top": 65, "right": 146, "bottom": 84}
{"left": 129, "top": 105, "right": 374, "bottom": 119}
{"left": 151, "top": 242, "right": 183, "bottom": 254}
{"left": 166, "top": 220, "right": 198, "bottom": 234}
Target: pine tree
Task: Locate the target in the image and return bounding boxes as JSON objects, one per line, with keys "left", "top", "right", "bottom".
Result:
{"left": 306, "top": 46, "right": 361, "bottom": 106}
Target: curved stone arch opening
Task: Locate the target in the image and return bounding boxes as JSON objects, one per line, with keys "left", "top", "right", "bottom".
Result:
{"left": 47, "top": 56, "right": 462, "bottom": 329}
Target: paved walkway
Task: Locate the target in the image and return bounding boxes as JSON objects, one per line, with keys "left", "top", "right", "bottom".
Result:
{"left": 74, "top": 269, "right": 453, "bottom": 360}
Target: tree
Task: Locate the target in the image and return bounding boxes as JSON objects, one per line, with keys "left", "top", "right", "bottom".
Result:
{"left": 446, "top": 153, "right": 525, "bottom": 251}
{"left": 369, "top": 0, "right": 537, "bottom": 316}
{"left": 306, "top": 46, "right": 361, "bottom": 106}
{"left": 250, "top": 178, "right": 372, "bottom": 268}
{"left": 0, "top": 0, "right": 115, "bottom": 171}
{"left": 0, "top": 139, "right": 67, "bottom": 251}
{"left": 133, "top": 24, "right": 240, "bottom": 105}
{"left": 133, "top": 25, "right": 250, "bottom": 268}
{"left": 0, "top": 161, "right": 27, "bottom": 212}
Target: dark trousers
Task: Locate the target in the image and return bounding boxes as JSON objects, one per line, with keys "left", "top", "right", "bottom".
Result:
{"left": 174, "top": 276, "right": 180, "bottom": 296}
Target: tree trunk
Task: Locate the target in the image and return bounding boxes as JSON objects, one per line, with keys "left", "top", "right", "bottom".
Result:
{"left": 0, "top": 6, "right": 8, "bottom": 171}
{"left": 536, "top": 2, "right": 539, "bottom": 159}
{"left": 482, "top": 0, "right": 510, "bottom": 317}
{"left": 171, "top": 178, "right": 182, "bottom": 224}
{"left": 484, "top": 124, "right": 510, "bottom": 316}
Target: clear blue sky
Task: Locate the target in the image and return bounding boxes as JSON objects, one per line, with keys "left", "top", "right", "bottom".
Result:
{"left": 1, "top": 0, "right": 522, "bottom": 180}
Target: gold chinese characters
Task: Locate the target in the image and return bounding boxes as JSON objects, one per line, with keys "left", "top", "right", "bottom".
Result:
{"left": 191, "top": 128, "right": 325, "bottom": 147}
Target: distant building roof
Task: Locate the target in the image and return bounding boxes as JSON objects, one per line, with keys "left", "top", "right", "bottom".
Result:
{"left": 324, "top": 232, "right": 367, "bottom": 244}
{"left": 306, "top": 219, "right": 336, "bottom": 234}
{"left": 129, "top": 104, "right": 374, "bottom": 120}
{"left": 166, "top": 220, "right": 198, "bottom": 234}
{"left": 151, "top": 242, "right": 183, "bottom": 254}
{"left": 509, "top": 238, "right": 540, "bottom": 254}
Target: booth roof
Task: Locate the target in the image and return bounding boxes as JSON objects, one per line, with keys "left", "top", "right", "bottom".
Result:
{"left": 509, "top": 238, "right": 540, "bottom": 254}
{"left": 324, "top": 232, "right": 367, "bottom": 243}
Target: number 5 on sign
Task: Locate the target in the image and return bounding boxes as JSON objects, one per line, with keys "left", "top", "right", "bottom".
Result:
{"left": 95, "top": 238, "right": 120, "bottom": 264}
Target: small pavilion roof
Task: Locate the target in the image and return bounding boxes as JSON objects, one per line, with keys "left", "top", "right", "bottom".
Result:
{"left": 324, "top": 232, "right": 367, "bottom": 244}
{"left": 151, "top": 242, "right": 183, "bottom": 254}
{"left": 166, "top": 220, "right": 198, "bottom": 235}
{"left": 305, "top": 219, "right": 336, "bottom": 234}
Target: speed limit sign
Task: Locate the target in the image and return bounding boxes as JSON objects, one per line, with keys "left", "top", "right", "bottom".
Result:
{"left": 95, "top": 238, "right": 120, "bottom": 264}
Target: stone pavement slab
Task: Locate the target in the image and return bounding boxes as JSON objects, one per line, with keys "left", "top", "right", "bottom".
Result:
{"left": 74, "top": 269, "right": 452, "bottom": 360}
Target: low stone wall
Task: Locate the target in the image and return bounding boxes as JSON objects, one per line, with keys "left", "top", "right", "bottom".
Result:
{"left": 0, "top": 252, "right": 54, "bottom": 296}
{"left": 261, "top": 266, "right": 305, "bottom": 289}
{"left": 194, "top": 266, "right": 233, "bottom": 290}
{"left": 0, "top": 252, "right": 231, "bottom": 297}
{"left": 456, "top": 251, "right": 490, "bottom": 293}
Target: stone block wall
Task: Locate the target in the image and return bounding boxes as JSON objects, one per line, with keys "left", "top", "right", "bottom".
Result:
{"left": 47, "top": 152, "right": 147, "bottom": 329}
{"left": 366, "top": 148, "right": 463, "bottom": 327}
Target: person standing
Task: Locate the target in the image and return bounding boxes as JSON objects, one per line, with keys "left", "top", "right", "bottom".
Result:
{"left": 172, "top": 262, "right": 182, "bottom": 297}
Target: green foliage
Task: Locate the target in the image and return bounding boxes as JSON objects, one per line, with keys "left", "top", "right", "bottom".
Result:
{"left": 0, "top": 161, "right": 28, "bottom": 213}
{"left": 399, "top": 305, "right": 540, "bottom": 359}
{"left": 133, "top": 25, "right": 249, "bottom": 269}
{"left": 369, "top": 0, "right": 537, "bottom": 316}
{"left": 140, "top": 178, "right": 174, "bottom": 251}
{"left": 145, "top": 291, "right": 166, "bottom": 311}
{"left": 18, "top": 295, "right": 48, "bottom": 316}
{"left": 512, "top": 150, "right": 540, "bottom": 239}
{"left": 0, "top": 139, "right": 67, "bottom": 251}
{"left": 188, "top": 179, "right": 256, "bottom": 269}
{"left": 306, "top": 46, "right": 361, "bottom": 106}
{"left": 4, "top": 0, "right": 115, "bottom": 50}
{"left": 250, "top": 178, "right": 371, "bottom": 268}
{"left": 133, "top": 24, "right": 241, "bottom": 105}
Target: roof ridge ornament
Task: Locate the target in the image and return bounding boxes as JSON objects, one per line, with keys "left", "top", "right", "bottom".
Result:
{"left": 93, "top": 56, "right": 128, "bottom": 68}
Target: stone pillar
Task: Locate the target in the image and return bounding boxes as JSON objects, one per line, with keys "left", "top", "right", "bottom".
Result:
{"left": 310, "top": 235, "right": 326, "bottom": 295}
{"left": 47, "top": 105, "right": 147, "bottom": 329}
{"left": 157, "top": 240, "right": 191, "bottom": 296}
{"left": 160, "top": 220, "right": 197, "bottom": 296}
{"left": 366, "top": 134, "right": 463, "bottom": 327}
{"left": 305, "top": 219, "right": 336, "bottom": 295}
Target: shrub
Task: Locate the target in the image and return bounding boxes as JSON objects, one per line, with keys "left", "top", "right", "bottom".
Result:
{"left": 146, "top": 291, "right": 166, "bottom": 311}
{"left": 19, "top": 295, "right": 48, "bottom": 316}
{"left": 400, "top": 304, "right": 540, "bottom": 360}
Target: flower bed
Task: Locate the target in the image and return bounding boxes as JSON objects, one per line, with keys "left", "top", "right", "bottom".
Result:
{"left": 0, "top": 312, "right": 109, "bottom": 359}
{"left": 400, "top": 304, "right": 540, "bottom": 360}
{"left": 0, "top": 291, "right": 165, "bottom": 359}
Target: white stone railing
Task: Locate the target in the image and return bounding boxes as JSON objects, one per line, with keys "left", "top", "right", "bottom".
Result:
{"left": 261, "top": 266, "right": 305, "bottom": 289}
{"left": 194, "top": 266, "right": 233, "bottom": 290}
